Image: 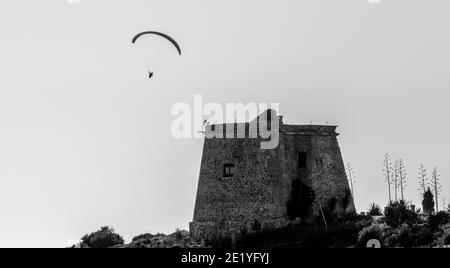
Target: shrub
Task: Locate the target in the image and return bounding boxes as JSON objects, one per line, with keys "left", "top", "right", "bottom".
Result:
{"left": 310, "top": 224, "right": 359, "bottom": 248}
{"left": 174, "top": 228, "right": 184, "bottom": 240}
{"left": 444, "top": 233, "right": 450, "bottom": 245}
{"left": 287, "top": 180, "right": 315, "bottom": 219}
{"left": 357, "top": 225, "right": 383, "bottom": 248}
{"left": 429, "top": 211, "right": 450, "bottom": 229}
{"left": 132, "top": 233, "right": 160, "bottom": 242}
{"left": 415, "top": 226, "right": 434, "bottom": 247}
{"left": 368, "top": 203, "right": 382, "bottom": 216}
{"left": 228, "top": 221, "right": 359, "bottom": 248}
{"left": 389, "top": 225, "right": 434, "bottom": 248}
{"left": 81, "top": 226, "right": 124, "bottom": 248}
{"left": 395, "top": 226, "right": 415, "bottom": 248}
{"left": 320, "top": 198, "right": 339, "bottom": 226}
{"left": 422, "top": 188, "right": 435, "bottom": 214}
{"left": 341, "top": 189, "right": 352, "bottom": 212}
{"left": 251, "top": 220, "right": 262, "bottom": 232}
{"left": 385, "top": 200, "right": 418, "bottom": 228}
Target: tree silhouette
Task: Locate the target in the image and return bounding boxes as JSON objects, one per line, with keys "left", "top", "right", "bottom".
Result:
{"left": 418, "top": 164, "right": 428, "bottom": 195}
{"left": 81, "top": 226, "right": 124, "bottom": 248}
{"left": 422, "top": 188, "right": 435, "bottom": 215}
{"left": 431, "top": 167, "right": 443, "bottom": 211}
{"left": 382, "top": 154, "right": 393, "bottom": 202}
{"left": 393, "top": 160, "right": 400, "bottom": 201}
{"left": 368, "top": 203, "right": 382, "bottom": 216}
{"left": 397, "top": 159, "right": 407, "bottom": 201}
{"left": 385, "top": 200, "right": 418, "bottom": 228}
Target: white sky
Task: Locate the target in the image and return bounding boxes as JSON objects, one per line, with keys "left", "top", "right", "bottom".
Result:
{"left": 0, "top": 0, "right": 449, "bottom": 247}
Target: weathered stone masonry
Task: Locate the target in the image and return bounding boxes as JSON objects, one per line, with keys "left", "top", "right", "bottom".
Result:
{"left": 190, "top": 111, "right": 355, "bottom": 241}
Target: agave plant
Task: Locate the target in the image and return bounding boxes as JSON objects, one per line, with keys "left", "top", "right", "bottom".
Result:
{"left": 385, "top": 200, "right": 418, "bottom": 228}
{"left": 368, "top": 203, "right": 382, "bottom": 216}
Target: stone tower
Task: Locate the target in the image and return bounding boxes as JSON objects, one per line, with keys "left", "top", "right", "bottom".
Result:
{"left": 190, "top": 111, "right": 355, "bottom": 241}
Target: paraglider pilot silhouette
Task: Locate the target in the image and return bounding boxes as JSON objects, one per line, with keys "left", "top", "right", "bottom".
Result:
{"left": 132, "top": 31, "right": 182, "bottom": 79}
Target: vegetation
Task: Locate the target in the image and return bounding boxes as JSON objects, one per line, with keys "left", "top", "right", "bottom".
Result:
{"left": 368, "top": 203, "right": 382, "bottom": 216}
{"left": 78, "top": 208, "right": 450, "bottom": 248}
{"left": 431, "top": 167, "right": 442, "bottom": 211}
{"left": 384, "top": 200, "right": 418, "bottom": 228}
{"left": 286, "top": 180, "right": 315, "bottom": 219}
{"left": 81, "top": 226, "right": 124, "bottom": 248}
{"left": 393, "top": 160, "right": 399, "bottom": 201}
{"left": 357, "top": 225, "right": 383, "bottom": 248}
{"left": 422, "top": 188, "right": 435, "bottom": 215}
{"left": 227, "top": 216, "right": 360, "bottom": 248}
{"left": 397, "top": 159, "right": 407, "bottom": 201}
{"left": 131, "top": 233, "right": 164, "bottom": 242}
{"left": 318, "top": 198, "right": 338, "bottom": 227}
{"left": 382, "top": 154, "right": 393, "bottom": 202}
{"left": 444, "top": 233, "right": 450, "bottom": 246}
{"left": 388, "top": 225, "right": 434, "bottom": 248}
{"left": 341, "top": 189, "right": 353, "bottom": 212}
{"left": 418, "top": 164, "right": 428, "bottom": 194}
{"left": 429, "top": 211, "right": 450, "bottom": 230}
{"left": 174, "top": 228, "right": 185, "bottom": 240}
{"left": 75, "top": 156, "right": 448, "bottom": 249}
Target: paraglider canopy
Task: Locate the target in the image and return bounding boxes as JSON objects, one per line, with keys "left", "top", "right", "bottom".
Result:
{"left": 132, "top": 31, "right": 182, "bottom": 56}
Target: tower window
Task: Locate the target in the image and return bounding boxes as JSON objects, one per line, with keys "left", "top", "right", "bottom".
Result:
{"left": 267, "top": 111, "right": 272, "bottom": 122}
{"left": 297, "top": 152, "right": 307, "bottom": 169}
{"left": 316, "top": 159, "right": 324, "bottom": 168}
{"left": 223, "top": 163, "right": 235, "bottom": 178}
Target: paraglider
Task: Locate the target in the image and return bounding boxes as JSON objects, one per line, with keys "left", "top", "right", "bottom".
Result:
{"left": 132, "top": 31, "right": 182, "bottom": 79}
{"left": 132, "top": 31, "right": 182, "bottom": 55}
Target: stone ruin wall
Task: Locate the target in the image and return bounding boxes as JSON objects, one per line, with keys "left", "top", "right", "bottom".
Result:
{"left": 190, "top": 123, "right": 355, "bottom": 241}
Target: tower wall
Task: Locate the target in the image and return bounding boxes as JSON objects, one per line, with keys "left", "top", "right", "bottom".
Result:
{"left": 190, "top": 121, "right": 355, "bottom": 241}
